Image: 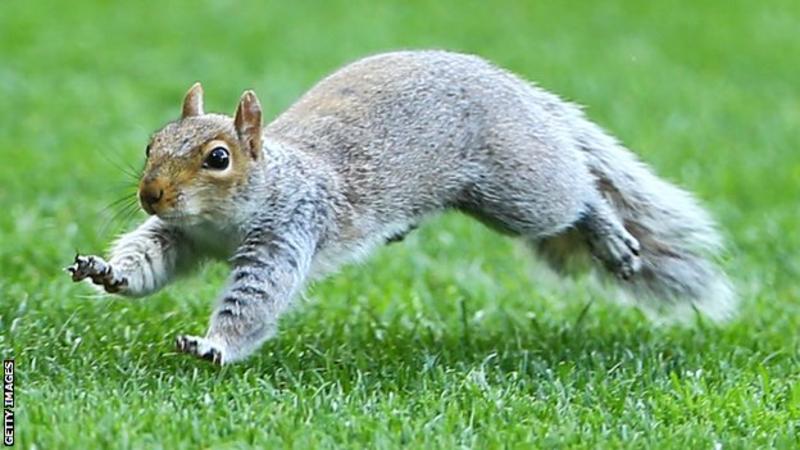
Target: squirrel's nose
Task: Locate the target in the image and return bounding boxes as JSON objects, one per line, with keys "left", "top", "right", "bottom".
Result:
{"left": 139, "top": 186, "right": 164, "bottom": 215}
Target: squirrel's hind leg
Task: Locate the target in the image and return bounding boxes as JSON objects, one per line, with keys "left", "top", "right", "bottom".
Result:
{"left": 575, "top": 200, "right": 641, "bottom": 280}
{"left": 533, "top": 197, "right": 641, "bottom": 280}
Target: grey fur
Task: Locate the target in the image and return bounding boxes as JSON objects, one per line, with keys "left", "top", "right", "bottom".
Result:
{"left": 70, "top": 50, "right": 735, "bottom": 364}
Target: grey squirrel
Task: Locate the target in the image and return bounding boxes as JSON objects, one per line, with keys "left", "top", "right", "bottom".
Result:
{"left": 67, "top": 50, "right": 735, "bottom": 365}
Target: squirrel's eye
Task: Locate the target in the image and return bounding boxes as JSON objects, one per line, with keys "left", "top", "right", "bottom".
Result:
{"left": 203, "top": 147, "right": 230, "bottom": 170}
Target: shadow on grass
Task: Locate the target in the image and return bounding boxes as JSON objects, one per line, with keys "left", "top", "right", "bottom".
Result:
{"left": 17, "top": 293, "right": 757, "bottom": 398}
{"left": 146, "top": 309, "right": 733, "bottom": 394}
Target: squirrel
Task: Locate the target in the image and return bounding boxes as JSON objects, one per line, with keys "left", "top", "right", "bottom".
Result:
{"left": 67, "top": 50, "right": 735, "bottom": 365}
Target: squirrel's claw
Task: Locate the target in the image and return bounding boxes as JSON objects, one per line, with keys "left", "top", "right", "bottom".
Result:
{"left": 176, "top": 335, "right": 226, "bottom": 365}
{"left": 66, "top": 255, "right": 99, "bottom": 282}
{"left": 65, "top": 264, "right": 78, "bottom": 278}
{"left": 64, "top": 253, "right": 82, "bottom": 279}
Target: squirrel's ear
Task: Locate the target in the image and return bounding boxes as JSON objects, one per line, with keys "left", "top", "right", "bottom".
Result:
{"left": 234, "top": 90, "right": 263, "bottom": 160}
{"left": 181, "top": 82, "right": 204, "bottom": 118}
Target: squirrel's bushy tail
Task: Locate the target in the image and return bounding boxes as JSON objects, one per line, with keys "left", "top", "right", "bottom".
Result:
{"left": 537, "top": 119, "right": 736, "bottom": 321}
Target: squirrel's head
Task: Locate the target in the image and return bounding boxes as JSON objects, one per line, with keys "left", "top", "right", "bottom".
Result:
{"left": 139, "top": 83, "right": 262, "bottom": 224}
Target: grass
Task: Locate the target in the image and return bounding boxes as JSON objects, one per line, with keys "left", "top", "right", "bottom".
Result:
{"left": 1, "top": 0, "right": 799, "bottom": 448}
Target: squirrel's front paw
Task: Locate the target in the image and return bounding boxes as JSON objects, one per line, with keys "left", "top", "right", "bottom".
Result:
{"left": 176, "top": 335, "right": 226, "bottom": 365}
{"left": 66, "top": 254, "right": 127, "bottom": 293}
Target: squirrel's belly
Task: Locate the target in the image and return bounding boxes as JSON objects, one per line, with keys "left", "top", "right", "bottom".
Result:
{"left": 181, "top": 223, "right": 240, "bottom": 260}
{"left": 309, "top": 219, "right": 416, "bottom": 279}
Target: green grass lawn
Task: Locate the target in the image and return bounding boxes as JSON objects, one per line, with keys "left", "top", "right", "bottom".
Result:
{"left": 2, "top": 0, "right": 799, "bottom": 448}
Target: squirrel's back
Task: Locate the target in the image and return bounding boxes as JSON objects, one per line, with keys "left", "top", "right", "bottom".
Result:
{"left": 266, "top": 51, "right": 588, "bottom": 214}
{"left": 268, "top": 50, "right": 575, "bottom": 162}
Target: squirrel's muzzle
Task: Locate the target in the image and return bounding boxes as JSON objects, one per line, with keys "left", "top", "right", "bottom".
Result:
{"left": 139, "top": 179, "right": 166, "bottom": 215}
